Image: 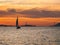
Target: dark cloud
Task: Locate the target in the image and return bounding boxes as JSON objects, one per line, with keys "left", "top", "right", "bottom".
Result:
{"left": 0, "top": 9, "right": 16, "bottom": 17}
{"left": 0, "top": 8, "right": 60, "bottom": 18}
{"left": 19, "top": 8, "right": 60, "bottom": 18}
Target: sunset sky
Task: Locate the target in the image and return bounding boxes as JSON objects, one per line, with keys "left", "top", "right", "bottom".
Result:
{"left": 0, "top": 0, "right": 60, "bottom": 26}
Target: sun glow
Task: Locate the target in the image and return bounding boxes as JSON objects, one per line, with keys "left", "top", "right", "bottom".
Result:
{"left": 0, "top": 0, "right": 60, "bottom": 26}
{"left": 0, "top": 17, "right": 60, "bottom": 26}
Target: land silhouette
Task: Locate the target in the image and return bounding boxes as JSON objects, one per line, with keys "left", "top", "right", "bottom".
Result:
{"left": 50, "top": 23, "right": 60, "bottom": 27}
{"left": 52, "top": 23, "right": 60, "bottom": 27}
{"left": 0, "top": 24, "right": 15, "bottom": 27}
{"left": 0, "top": 24, "right": 36, "bottom": 27}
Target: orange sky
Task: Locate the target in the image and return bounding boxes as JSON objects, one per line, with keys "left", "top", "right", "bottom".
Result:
{"left": 0, "top": 17, "right": 60, "bottom": 26}
{"left": 0, "top": 0, "right": 60, "bottom": 26}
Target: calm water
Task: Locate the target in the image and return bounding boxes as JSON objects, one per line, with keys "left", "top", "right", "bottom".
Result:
{"left": 0, "top": 27, "right": 60, "bottom": 45}
{"left": 0, "top": 27, "right": 60, "bottom": 30}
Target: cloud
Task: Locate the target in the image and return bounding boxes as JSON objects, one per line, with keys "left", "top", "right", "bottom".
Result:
{"left": 9, "top": 0, "right": 60, "bottom": 5}
{"left": 0, "top": 9, "right": 16, "bottom": 17}
{"left": 19, "top": 8, "right": 60, "bottom": 18}
{"left": 0, "top": 8, "right": 60, "bottom": 18}
{"left": 0, "top": 0, "right": 60, "bottom": 5}
{"left": 0, "top": 0, "right": 12, "bottom": 3}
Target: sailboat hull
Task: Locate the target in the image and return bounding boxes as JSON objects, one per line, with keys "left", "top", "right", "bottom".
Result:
{"left": 16, "top": 26, "right": 21, "bottom": 29}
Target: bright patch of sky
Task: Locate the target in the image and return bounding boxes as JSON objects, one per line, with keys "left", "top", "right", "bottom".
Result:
{"left": 0, "top": 0, "right": 60, "bottom": 5}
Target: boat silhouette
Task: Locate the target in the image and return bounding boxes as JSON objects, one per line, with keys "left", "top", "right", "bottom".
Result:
{"left": 16, "top": 16, "right": 21, "bottom": 29}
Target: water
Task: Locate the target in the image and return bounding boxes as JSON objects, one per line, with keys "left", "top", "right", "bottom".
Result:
{"left": 0, "top": 27, "right": 60, "bottom": 45}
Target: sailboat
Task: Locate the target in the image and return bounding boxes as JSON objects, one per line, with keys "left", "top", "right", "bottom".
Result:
{"left": 16, "top": 16, "right": 21, "bottom": 29}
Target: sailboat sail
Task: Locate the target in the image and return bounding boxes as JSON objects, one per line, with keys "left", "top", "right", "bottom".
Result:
{"left": 16, "top": 17, "right": 20, "bottom": 29}
{"left": 16, "top": 17, "right": 18, "bottom": 27}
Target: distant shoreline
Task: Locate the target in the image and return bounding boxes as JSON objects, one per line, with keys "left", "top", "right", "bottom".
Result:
{"left": 0, "top": 23, "right": 60, "bottom": 27}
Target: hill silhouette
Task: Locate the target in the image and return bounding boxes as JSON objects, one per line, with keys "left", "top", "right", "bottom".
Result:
{"left": 0, "top": 24, "right": 15, "bottom": 27}
{"left": 53, "top": 23, "right": 60, "bottom": 27}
